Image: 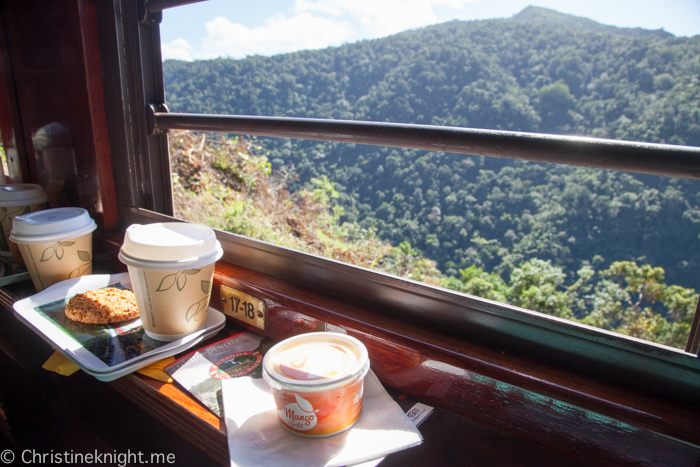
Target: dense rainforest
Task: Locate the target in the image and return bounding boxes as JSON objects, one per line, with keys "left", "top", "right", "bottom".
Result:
{"left": 171, "top": 130, "right": 696, "bottom": 349}
{"left": 163, "top": 6, "right": 700, "bottom": 302}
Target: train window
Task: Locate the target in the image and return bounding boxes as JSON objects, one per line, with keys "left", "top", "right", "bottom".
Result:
{"left": 110, "top": 0, "right": 700, "bottom": 392}
{"left": 152, "top": 1, "right": 700, "bottom": 357}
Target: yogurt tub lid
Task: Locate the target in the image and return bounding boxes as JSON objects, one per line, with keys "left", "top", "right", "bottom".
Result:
{"left": 0, "top": 184, "right": 48, "bottom": 207}
{"left": 118, "top": 222, "right": 223, "bottom": 270}
{"left": 10, "top": 207, "right": 97, "bottom": 244}
{"left": 263, "top": 332, "right": 370, "bottom": 390}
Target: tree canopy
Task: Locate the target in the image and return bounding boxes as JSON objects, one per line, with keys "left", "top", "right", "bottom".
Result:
{"left": 171, "top": 130, "right": 698, "bottom": 349}
{"left": 164, "top": 7, "right": 700, "bottom": 293}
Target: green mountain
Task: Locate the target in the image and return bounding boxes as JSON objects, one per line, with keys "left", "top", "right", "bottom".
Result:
{"left": 511, "top": 6, "right": 673, "bottom": 39}
{"left": 164, "top": 7, "right": 700, "bottom": 288}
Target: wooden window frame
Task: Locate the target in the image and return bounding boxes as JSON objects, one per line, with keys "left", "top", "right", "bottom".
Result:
{"left": 124, "top": 0, "right": 700, "bottom": 357}
{"left": 98, "top": 1, "right": 700, "bottom": 453}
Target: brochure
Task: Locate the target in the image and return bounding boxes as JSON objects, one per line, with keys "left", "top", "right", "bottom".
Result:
{"left": 164, "top": 330, "right": 275, "bottom": 417}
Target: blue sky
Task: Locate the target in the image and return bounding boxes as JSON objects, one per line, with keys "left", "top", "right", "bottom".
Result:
{"left": 160, "top": 0, "right": 700, "bottom": 61}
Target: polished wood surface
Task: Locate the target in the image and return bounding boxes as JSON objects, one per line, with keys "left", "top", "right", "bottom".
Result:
{"left": 0, "top": 274, "right": 593, "bottom": 467}
{"left": 73, "top": 0, "right": 119, "bottom": 229}
{"left": 212, "top": 261, "right": 700, "bottom": 467}
{"left": 0, "top": 0, "right": 118, "bottom": 228}
{"left": 115, "top": 371, "right": 595, "bottom": 467}
{"left": 0, "top": 17, "right": 26, "bottom": 183}
{"left": 138, "top": 375, "right": 223, "bottom": 430}
{"left": 109, "top": 374, "right": 229, "bottom": 466}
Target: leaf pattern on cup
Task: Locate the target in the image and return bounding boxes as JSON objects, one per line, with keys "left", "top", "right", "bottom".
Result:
{"left": 0, "top": 205, "right": 29, "bottom": 225}
{"left": 69, "top": 250, "right": 92, "bottom": 279}
{"left": 153, "top": 268, "right": 212, "bottom": 323}
{"left": 156, "top": 268, "right": 201, "bottom": 292}
{"left": 0, "top": 204, "right": 45, "bottom": 253}
{"left": 1, "top": 206, "right": 14, "bottom": 222}
{"left": 185, "top": 296, "right": 209, "bottom": 323}
{"left": 40, "top": 240, "right": 75, "bottom": 262}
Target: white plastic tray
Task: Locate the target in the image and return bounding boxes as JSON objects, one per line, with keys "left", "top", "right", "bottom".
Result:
{"left": 13, "top": 273, "right": 225, "bottom": 378}
{"left": 67, "top": 322, "right": 225, "bottom": 382}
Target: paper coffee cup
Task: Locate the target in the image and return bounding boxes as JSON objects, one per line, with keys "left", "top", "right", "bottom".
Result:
{"left": 0, "top": 184, "right": 48, "bottom": 254}
{"left": 118, "top": 222, "right": 223, "bottom": 342}
{"left": 10, "top": 207, "right": 97, "bottom": 291}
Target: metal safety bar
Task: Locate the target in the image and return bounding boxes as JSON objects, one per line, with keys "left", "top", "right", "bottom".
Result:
{"left": 146, "top": 105, "right": 700, "bottom": 355}
{"left": 147, "top": 106, "right": 700, "bottom": 180}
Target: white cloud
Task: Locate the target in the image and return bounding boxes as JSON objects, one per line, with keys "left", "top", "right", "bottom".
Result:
{"left": 162, "top": 0, "right": 481, "bottom": 60}
{"left": 295, "top": 0, "right": 479, "bottom": 37}
{"left": 161, "top": 38, "right": 194, "bottom": 61}
{"left": 199, "top": 13, "right": 356, "bottom": 59}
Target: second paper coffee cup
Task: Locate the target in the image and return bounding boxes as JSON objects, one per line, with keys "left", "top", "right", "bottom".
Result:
{"left": 0, "top": 184, "right": 49, "bottom": 257}
{"left": 118, "top": 222, "right": 223, "bottom": 342}
{"left": 10, "top": 207, "right": 96, "bottom": 291}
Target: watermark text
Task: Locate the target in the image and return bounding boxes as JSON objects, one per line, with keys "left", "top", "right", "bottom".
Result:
{"left": 1, "top": 448, "right": 175, "bottom": 466}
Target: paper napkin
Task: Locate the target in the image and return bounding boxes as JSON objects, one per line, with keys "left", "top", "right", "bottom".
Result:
{"left": 222, "top": 369, "right": 422, "bottom": 467}
{"left": 42, "top": 351, "right": 80, "bottom": 376}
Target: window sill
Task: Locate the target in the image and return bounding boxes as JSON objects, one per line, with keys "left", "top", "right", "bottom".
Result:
{"left": 105, "top": 212, "right": 700, "bottom": 464}
{"left": 210, "top": 261, "right": 700, "bottom": 464}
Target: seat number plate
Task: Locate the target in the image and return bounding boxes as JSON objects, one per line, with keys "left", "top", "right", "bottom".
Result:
{"left": 220, "top": 285, "right": 266, "bottom": 330}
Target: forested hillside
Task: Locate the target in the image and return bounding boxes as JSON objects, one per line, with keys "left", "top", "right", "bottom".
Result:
{"left": 164, "top": 6, "right": 700, "bottom": 288}
{"left": 171, "top": 130, "right": 697, "bottom": 349}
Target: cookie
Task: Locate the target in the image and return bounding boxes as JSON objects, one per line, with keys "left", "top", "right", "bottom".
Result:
{"left": 65, "top": 287, "right": 139, "bottom": 324}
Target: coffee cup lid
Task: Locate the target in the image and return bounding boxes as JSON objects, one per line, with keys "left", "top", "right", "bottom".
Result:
{"left": 0, "top": 184, "right": 48, "bottom": 207}
{"left": 9, "top": 207, "right": 97, "bottom": 244}
{"left": 118, "top": 222, "right": 223, "bottom": 270}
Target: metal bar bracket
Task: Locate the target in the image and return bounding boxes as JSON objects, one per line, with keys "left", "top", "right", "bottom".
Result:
{"left": 147, "top": 103, "right": 169, "bottom": 135}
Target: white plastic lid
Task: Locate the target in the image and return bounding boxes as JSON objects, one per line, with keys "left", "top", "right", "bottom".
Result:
{"left": 0, "top": 184, "right": 48, "bottom": 207}
{"left": 10, "top": 207, "right": 97, "bottom": 244}
{"left": 118, "top": 222, "right": 223, "bottom": 270}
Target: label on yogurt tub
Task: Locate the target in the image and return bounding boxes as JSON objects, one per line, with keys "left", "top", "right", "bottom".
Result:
{"left": 275, "top": 341, "right": 359, "bottom": 381}
{"left": 280, "top": 395, "right": 318, "bottom": 430}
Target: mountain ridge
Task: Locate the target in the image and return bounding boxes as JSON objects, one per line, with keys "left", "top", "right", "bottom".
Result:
{"left": 511, "top": 6, "right": 673, "bottom": 39}
{"left": 164, "top": 6, "right": 676, "bottom": 65}
{"left": 164, "top": 7, "right": 700, "bottom": 288}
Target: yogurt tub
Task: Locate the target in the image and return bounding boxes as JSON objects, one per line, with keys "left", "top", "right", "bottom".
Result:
{"left": 262, "top": 332, "right": 370, "bottom": 438}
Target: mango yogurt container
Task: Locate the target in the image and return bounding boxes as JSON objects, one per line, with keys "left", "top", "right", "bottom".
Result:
{"left": 262, "top": 332, "right": 370, "bottom": 438}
